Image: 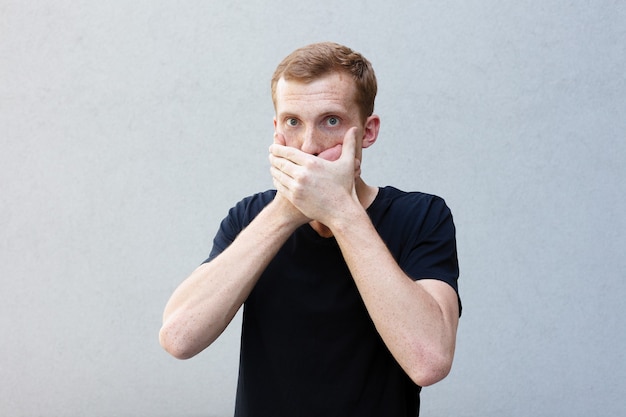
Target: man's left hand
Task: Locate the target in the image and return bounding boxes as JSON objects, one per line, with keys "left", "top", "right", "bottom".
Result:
{"left": 269, "top": 127, "right": 361, "bottom": 226}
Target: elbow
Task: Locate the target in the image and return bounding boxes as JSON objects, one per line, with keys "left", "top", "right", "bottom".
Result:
{"left": 159, "top": 320, "right": 202, "bottom": 360}
{"left": 409, "top": 363, "right": 452, "bottom": 388}
{"left": 406, "top": 349, "right": 454, "bottom": 387}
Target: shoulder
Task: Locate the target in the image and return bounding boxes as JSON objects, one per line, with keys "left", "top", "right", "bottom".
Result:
{"left": 234, "top": 189, "right": 277, "bottom": 207}
{"left": 228, "top": 190, "right": 277, "bottom": 222}
{"left": 219, "top": 190, "right": 277, "bottom": 237}
{"left": 372, "top": 186, "right": 459, "bottom": 296}
{"left": 373, "top": 186, "right": 452, "bottom": 218}
{"left": 206, "top": 190, "right": 277, "bottom": 262}
{"left": 370, "top": 186, "right": 456, "bottom": 244}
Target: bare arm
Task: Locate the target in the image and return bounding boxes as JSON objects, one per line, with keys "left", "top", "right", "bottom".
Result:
{"left": 330, "top": 208, "right": 459, "bottom": 386}
{"left": 269, "top": 127, "right": 459, "bottom": 386}
{"left": 159, "top": 196, "right": 305, "bottom": 359}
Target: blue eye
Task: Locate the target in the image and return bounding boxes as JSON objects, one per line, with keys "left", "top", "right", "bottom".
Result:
{"left": 286, "top": 118, "right": 298, "bottom": 126}
{"left": 326, "top": 117, "right": 339, "bottom": 126}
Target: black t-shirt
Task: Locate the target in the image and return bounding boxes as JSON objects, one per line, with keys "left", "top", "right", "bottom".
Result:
{"left": 206, "top": 186, "right": 460, "bottom": 417}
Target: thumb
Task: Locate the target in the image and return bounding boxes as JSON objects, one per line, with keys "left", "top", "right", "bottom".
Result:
{"left": 340, "top": 127, "right": 358, "bottom": 162}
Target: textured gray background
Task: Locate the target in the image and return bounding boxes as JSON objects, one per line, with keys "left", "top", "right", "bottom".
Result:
{"left": 1, "top": 1, "right": 625, "bottom": 416}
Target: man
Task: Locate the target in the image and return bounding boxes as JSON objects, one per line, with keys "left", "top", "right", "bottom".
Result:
{"left": 160, "top": 42, "right": 461, "bottom": 416}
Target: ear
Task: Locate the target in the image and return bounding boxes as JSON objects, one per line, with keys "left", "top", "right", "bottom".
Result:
{"left": 361, "top": 114, "right": 380, "bottom": 149}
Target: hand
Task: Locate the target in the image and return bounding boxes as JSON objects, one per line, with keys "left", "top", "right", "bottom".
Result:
{"left": 269, "top": 128, "right": 361, "bottom": 226}
{"left": 269, "top": 133, "right": 311, "bottom": 228}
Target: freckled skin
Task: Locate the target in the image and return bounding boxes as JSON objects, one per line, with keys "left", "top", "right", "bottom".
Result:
{"left": 271, "top": 73, "right": 378, "bottom": 236}
{"left": 160, "top": 67, "right": 459, "bottom": 390}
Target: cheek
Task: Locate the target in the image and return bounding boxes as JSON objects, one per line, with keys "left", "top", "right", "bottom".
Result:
{"left": 280, "top": 127, "right": 337, "bottom": 149}
{"left": 274, "top": 125, "right": 297, "bottom": 146}
{"left": 281, "top": 133, "right": 301, "bottom": 148}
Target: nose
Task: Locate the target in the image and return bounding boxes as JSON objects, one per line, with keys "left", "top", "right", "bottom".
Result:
{"left": 299, "top": 127, "right": 323, "bottom": 156}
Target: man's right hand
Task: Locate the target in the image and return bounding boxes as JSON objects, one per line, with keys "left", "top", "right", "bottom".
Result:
{"left": 270, "top": 133, "right": 311, "bottom": 228}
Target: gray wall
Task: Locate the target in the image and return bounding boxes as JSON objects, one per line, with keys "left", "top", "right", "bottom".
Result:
{"left": 1, "top": 1, "right": 624, "bottom": 416}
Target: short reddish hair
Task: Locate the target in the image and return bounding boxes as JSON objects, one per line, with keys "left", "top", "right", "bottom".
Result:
{"left": 271, "top": 42, "right": 377, "bottom": 121}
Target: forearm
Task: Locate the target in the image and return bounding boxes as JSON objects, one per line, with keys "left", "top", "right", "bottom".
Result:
{"left": 159, "top": 200, "right": 300, "bottom": 359}
{"left": 330, "top": 207, "right": 459, "bottom": 386}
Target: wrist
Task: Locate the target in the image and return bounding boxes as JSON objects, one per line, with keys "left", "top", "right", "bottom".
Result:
{"left": 327, "top": 199, "right": 369, "bottom": 235}
{"left": 268, "top": 193, "right": 310, "bottom": 230}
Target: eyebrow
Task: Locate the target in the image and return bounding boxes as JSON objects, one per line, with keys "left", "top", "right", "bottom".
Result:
{"left": 277, "top": 107, "right": 347, "bottom": 120}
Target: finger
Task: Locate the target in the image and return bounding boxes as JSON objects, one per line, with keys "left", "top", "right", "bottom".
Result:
{"left": 269, "top": 153, "right": 286, "bottom": 174}
{"left": 270, "top": 166, "right": 286, "bottom": 187}
{"left": 270, "top": 133, "right": 292, "bottom": 162}
{"left": 269, "top": 143, "right": 310, "bottom": 167}
{"left": 340, "top": 127, "right": 358, "bottom": 162}
{"left": 271, "top": 171, "right": 290, "bottom": 198}
{"left": 354, "top": 158, "right": 361, "bottom": 178}
{"left": 270, "top": 133, "right": 289, "bottom": 161}
{"left": 269, "top": 153, "right": 298, "bottom": 180}
{"left": 270, "top": 164, "right": 297, "bottom": 195}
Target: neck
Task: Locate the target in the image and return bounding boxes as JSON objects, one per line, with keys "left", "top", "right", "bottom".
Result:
{"left": 355, "top": 177, "right": 379, "bottom": 210}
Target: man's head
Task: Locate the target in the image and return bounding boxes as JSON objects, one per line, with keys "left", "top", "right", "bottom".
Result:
{"left": 271, "top": 42, "right": 377, "bottom": 122}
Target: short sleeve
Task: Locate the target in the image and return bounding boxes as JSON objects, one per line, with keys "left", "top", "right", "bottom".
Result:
{"left": 203, "top": 190, "right": 276, "bottom": 264}
{"left": 401, "top": 197, "right": 459, "bottom": 290}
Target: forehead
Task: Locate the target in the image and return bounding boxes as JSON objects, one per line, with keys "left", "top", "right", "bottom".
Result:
{"left": 274, "top": 72, "right": 358, "bottom": 116}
